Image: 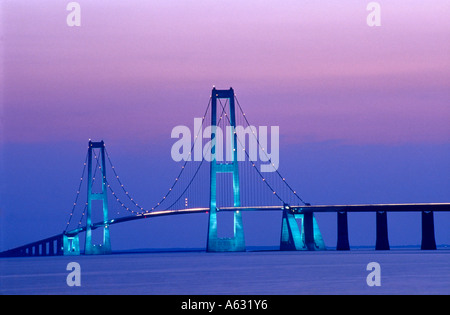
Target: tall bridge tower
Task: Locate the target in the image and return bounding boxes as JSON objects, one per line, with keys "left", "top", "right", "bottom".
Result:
{"left": 207, "top": 87, "right": 245, "bottom": 252}
{"left": 84, "top": 140, "right": 112, "bottom": 254}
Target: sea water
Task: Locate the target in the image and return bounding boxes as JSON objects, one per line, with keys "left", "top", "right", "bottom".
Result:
{"left": 1, "top": 249, "right": 449, "bottom": 295}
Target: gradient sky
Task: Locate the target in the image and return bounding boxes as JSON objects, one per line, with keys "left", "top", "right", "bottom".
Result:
{"left": 1, "top": 1, "right": 449, "bottom": 250}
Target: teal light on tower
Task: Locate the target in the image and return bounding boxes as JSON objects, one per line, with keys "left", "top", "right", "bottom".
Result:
{"left": 84, "top": 140, "right": 112, "bottom": 255}
{"left": 207, "top": 87, "right": 245, "bottom": 252}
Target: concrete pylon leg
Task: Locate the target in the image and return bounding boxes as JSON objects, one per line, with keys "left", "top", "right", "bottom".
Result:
{"left": 375, "top": 211, "right": 390, "bottom": 250}
{"left": 421, "top": 211, "right": 436, "bottom": 250}
{"left": 280, "top": 209, "right": 326, "bottom": 251}
{"left": 280, "top": 210, "right": 304, "bottom": 250}
{"left": 337, "top": 211, "right": 350, "bottom": 250}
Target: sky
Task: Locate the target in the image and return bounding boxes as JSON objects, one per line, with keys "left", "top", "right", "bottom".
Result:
{"left": 1, "top": 1, "right": 449, "bottom": 251}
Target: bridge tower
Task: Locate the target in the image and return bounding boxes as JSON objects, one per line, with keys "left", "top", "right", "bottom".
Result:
{"left": 84, "top": 140, "right": 112, "bottom": 255}
{"left": 207, "top": 87, "right": 245, "bottom": 252}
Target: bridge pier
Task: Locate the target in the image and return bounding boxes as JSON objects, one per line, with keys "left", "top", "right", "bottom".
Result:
{"left": 303, "top": 212, "right": 316, "bottom": 250}
{"left": 63, "top": 234, "right": 81, "bottom": 255}
{"left": 33, "top": 244, "right": 40, "bottom": 256}
{"left": 336, "top": 211, "right": 350, "bottom": 250}
{"left": 0, "top": 234, "right": 65, "bottom": 257}
{"left": 280, "top": 209, "right": 302, "bottom": 250}
{"left": 375, "top": 211, "right": 390, "bottom": 250}
{"left": 280, "top": 209, "right": 326, "bottom": 251}
{"left": 421, "top": 211, "right": 436, "bottom": 250}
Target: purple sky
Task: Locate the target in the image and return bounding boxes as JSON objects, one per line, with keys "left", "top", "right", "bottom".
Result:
{"left": 3, "top": 0, "right": 449, "bottom": 145}
{"left": 1, "top": 1, "right": 449, "bottom": 250}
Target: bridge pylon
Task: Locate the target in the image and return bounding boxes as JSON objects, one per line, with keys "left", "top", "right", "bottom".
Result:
{"left": 63, "top": 234, "right": 80, "bottom": 255}
{"left": 84, "top": 140, "right": 112, "bottom": 255}
{"left": 280, "top": 207, "right": 326, "bottom": 251}
{"left": 207, "top": 87, "right": 245, "bottom": 252}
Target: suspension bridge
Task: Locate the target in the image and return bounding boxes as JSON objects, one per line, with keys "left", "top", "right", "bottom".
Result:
{"left": 1, "top": 87, "right": 449, "bottom": 257}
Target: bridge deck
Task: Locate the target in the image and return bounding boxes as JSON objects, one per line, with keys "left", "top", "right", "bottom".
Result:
{"left": 218, "top": 203, "right": 450, "bottom": 213}
{"left": 2, "top": 203, "right": 449, "bottom": 256}
{"left": 78, "top": 202, "right": 450, "bottom": 234}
